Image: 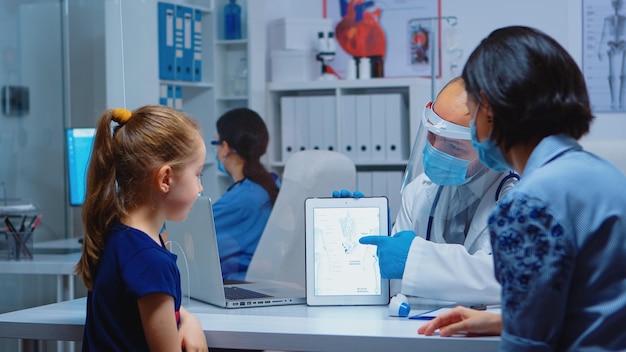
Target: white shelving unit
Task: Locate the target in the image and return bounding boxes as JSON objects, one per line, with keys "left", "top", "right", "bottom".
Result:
{"left": 266, "top": 77, "right": 431, "bottom": 168}
{"left": 213, "top": 0, "right": 249, "bottom": 116}
{"left": 209, "top": 0, "right": 254, "bottom": 196}
{"left": 214, "top": 39, "right": 249, "bottom": 115}
{"left": 266, "top": 77, "right": 432, "bottom": 219}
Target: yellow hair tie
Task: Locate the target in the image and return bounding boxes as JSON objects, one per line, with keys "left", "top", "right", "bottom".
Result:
{"left": 112, "top": 108, "right": 132, "bottom": 124}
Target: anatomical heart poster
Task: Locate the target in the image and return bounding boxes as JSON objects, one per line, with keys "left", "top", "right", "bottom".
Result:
{"left": 325, "top": 0, "right": 441, "bottom": 79}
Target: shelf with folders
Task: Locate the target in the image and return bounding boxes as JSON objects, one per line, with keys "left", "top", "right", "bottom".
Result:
{"left": 266, "top": 77, "right": 430, "bottom": 169}
{"left": 157, "top": 1, "right": 215, "bottom": 119}
{"left": 157, "top": 2, "right": 214, "bottom": 85}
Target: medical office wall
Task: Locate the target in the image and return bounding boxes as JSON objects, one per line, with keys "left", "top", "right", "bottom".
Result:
{"left": 0, "top": 0, "right": 624, "bottom": 349}
{"left": 270, "top": 0, "right": 624, "bottom": 164}
{"left": 436, "top": 0, "right": 625, "bottom": 141}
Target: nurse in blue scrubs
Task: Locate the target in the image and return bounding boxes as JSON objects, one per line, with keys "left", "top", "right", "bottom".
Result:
{"left": 211, "top": 108, "right": 279, "bottom": 281}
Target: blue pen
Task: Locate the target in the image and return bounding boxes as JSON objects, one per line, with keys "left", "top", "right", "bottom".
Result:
{"left": 408, "top": 307, "right": 447, "bottom": 320}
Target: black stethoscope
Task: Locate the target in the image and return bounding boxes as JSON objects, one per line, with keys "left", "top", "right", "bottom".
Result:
{"left": 226, "top": 179, "right": 245, "bottom": 192}
{"left": 425, "top": 171, "right": 520, "bottom": 241}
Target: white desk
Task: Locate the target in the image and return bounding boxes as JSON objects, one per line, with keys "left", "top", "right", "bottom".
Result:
{"left": 0, "top": 252, "right": 80, "bottom": 302}
{"left": 0, "top": 297, "right": 500, "bottom": 352}
{"left": 0, "top": 239, "right": 82, "bottom": 352}
{"left": 0, "top": 240, "right": 81, "bottom": 302}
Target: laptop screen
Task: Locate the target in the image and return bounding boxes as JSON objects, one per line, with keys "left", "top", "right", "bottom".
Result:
{"left": 65, "top": 128, "right": 96, "bottom": 206}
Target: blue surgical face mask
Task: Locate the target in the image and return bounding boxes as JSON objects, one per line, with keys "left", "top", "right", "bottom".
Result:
{"left": 215, "top": 154, "right": 230, "bottom": 176}
{"left": 469, "top": 117, "right": 512, "bottom": 172}
{"left": 422, "top": 142, "right": 473, "bottom": 186}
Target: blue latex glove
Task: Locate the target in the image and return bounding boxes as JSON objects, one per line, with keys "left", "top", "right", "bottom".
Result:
{"left": 331, "top": 189, "right": 365, "bottom": 198}
{"left": 359, "top": 230, "right": 416, "bottom": 279}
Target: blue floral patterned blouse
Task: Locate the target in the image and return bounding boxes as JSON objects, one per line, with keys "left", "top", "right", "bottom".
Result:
{"left": 488, "top": 134, "right": 626, "bottom": 351}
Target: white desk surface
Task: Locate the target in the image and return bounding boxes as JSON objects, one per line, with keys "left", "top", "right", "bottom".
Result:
{"left": 0, "top": 252, "right": 80, "bottom": 275}
{"left": 32, "top": 237, "right": 83, "bottom": 251}
{"left": 0, "top": 239, "right": 82, "bottom": 305}
{"left": 0, "top": 297, "right": 500, "bottom": 352}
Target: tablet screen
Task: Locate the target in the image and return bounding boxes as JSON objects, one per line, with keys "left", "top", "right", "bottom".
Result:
{"left": 305, "top": 197, "right": 390, "bottom": 306}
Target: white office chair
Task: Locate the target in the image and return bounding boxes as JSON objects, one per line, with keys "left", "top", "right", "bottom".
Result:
{"left": 246, "top": 150, "right": 356, "bottom": 289}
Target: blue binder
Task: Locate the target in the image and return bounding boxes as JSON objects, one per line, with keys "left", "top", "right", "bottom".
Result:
{"left": 168, "top": 85, "right": 175, "bottom": 108}
{"left": 159, "top": 84, "right": 168, "bottom": 106}
{"left": 158, "top": 2, "right": 176, "bottom": 80}
{"left": 175, "top": 5, "right": 194, "bottom": 81}
{"left": 174, "top": 5, "right": 184, "bottom": 80}
{"left": 193, "top": 9, "right": 203, "bottom": 82}
{"left": 175, "top": 85, "right": 183, "bottom": 111}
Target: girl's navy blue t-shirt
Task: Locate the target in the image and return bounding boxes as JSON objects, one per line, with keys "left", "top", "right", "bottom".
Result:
{"left": 82, "top": 223, "right": 181, "bottom": 351}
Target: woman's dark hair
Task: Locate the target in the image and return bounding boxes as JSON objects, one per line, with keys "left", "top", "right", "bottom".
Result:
{"left": 462, "top": 26, "right": 595, "bottom": 151}
{"left": 217, "top": 108, "right": 278, "bottom": 203}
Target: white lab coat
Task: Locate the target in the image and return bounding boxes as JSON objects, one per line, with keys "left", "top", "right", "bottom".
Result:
{"left": 392, "top": 170, "right": 517, "bottom": 304}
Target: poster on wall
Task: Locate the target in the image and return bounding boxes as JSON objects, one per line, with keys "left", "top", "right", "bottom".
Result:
{"left": 324, "top": 0, "right": 441, "bottom": 79}
{"left": 582, "top": 0, "right": 626, "bottom": 112}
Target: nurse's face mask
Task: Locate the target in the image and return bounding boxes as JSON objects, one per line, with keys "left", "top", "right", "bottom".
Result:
{"left": 401, "top": 101, "right": 484, "bottom": 191}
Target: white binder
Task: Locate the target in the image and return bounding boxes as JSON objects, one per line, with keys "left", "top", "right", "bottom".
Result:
{"left": 355, "top": 94, "right": 372, "bottom": 161}
{"left": 294, "top": 96, "right": 309, "bottom": 153}
{"left": 307, "top": 96, "right": 325, "bottom": 150}
{"left": 280, "top": 96, "right": 296, "bottom": 162}
{"left": 340, "top": 95, "right": 357, "bottom": 160}
{"left": 370, "top": 94, "right": 387, "bottom": 161}
{"left": 321, "top": 96, "right": 337, "bottom": 152}
{"left": 385, "top": 94, "right": 409, "bottom": 161}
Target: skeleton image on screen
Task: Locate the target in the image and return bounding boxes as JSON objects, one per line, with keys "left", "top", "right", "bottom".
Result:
{"left": 313, "top": 207, "right": 381, "bottom": 296}
{"left": 598, "top": 0, "right": 626, "bottom": 109}
{"left": 339, "top": 212, "right": 357, "bottom": 254}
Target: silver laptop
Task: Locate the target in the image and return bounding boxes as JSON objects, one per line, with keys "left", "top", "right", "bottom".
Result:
{"left": 165, "top": 196, "right": 305, "bottom": 308}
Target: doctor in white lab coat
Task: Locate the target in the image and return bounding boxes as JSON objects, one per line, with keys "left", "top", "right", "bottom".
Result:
{"left": 361, "top": 77, "right": 517, "bottom": 304}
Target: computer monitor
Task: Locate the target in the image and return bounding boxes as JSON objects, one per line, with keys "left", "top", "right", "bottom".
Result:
{"left": 65, "top": 128, "right": 96, "bottom": 206}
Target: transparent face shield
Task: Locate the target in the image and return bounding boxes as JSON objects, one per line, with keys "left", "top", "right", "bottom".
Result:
{"left": 400, "top": 101, "right": 485, "bottom": 192}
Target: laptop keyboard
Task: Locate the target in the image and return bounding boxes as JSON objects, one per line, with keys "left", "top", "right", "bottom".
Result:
{"left": 224, "top": 286, "right": 272, "bottom": 300}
